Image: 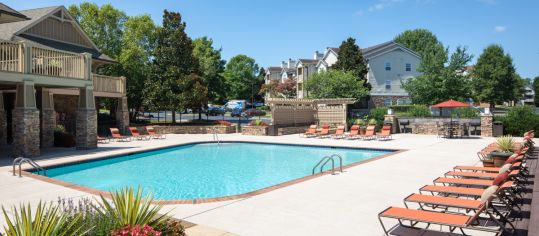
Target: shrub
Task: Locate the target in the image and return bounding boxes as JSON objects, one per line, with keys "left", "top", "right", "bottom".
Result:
{"left": 498, "top": 105, "right": 539, "bottom": 135}
{"left": 454, "top": 107, "right": 480, "bottom": 118}
{"left": 57, "top": 197, "right": 116, "bottom": 235}
{"left": 97, "top": 187, "right": 169, "bottom": 229}
{"left": 256, "top": 106, "right": 270, "bottom": 111}
{"left": 408, "top": 105, "right": 431, "bottom": 117}
{"left": 54, "top": 125, "right": 76, "bottom": 147}
{"left": 155, "top": 220, "right": 186, "bottom": 236}
{"left": 367, "top": 107, "right": 387, "bottom": 128}
{"left": 248, "top": 120, "right": 268, "bottom": 126}
{"left": 2, "top": 202, "right": 87, "bottom": 236}
{"left": 214, "top": 120, "right": 232, "bottom": 126}
{"left": 495, "top": 135, "right": 515, "bottom": 153}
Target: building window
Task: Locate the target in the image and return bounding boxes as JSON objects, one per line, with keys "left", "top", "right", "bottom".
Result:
{"left": 298, "top": 67, "right": 303, "bottom": 75}
{"left": 385, "top": 80, "right": 391, "bottom": 89}
{"left": 384, "top": 98, "right": 392, "bottom": 106}
{"left": 297, "top": 83, "right": 303, "bottom": 91}
{"left": 385, "top": 62, "right": 391, "bottom": 71}
{"left": 405, "top": 63, "right": 411, "bottom": 72}
{"left": 396, "top": 99, "right": 412, "bottom": 105}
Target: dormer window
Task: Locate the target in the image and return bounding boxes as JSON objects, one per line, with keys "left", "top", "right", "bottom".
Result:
{"left": 385, "top": 62, "right": 391, "bottom": 71}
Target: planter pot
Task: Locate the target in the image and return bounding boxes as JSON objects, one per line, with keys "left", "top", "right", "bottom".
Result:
{"left": 360, "top": 127, "right": 367, "bottom": 135}
{"left": 481, "top": 160, "right": 495, "bottom": 167}
{"left": 490, "top": 151, "right": 512, "bottom": 167}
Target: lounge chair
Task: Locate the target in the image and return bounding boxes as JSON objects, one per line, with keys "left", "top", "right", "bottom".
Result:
{"left": 419, "top": 181, "right": 515, "bottom": 199}
{"left": 377, "top": 125, "right": 392, "bottom": 141}
{"left": 97, "top": 136, "right": 109, "bottom": 144}
{"left": 145, "top": 126, "right": 166, "bottom": 139}
{"left": 379, "top": 192, "right": 514, "bottom": 235}
{"left": 128, "top": 127, "right": 151, "bottom": 141}
{"left": 317, "top": 124, "right": 331, "bottom": 138}
{"left": 301, "top": 125, "right": 318, "bottom": 138}
{"left": 110, "top": 128, "right": 131, "bottom": 142}
{"left": 345, "top": 125, "right": 360, "bottom": 139}
{"left": 331, "top": 125, "right": 345, "bottom": 139}
{"left": 360, "top": 125, "right": 376, "bottom": 140}
{"left": 453, "top": 162, "right": 521, "bottom": 173}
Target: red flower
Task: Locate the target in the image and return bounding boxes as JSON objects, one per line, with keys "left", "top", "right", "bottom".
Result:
{"left": 112, "top": 225, "right": 161, "bottom": 236}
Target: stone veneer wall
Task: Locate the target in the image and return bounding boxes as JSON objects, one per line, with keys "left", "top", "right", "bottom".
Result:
{"left": 399, "top": 117, "right": 480, "bottom": 135}
{"left": 242, "top": 126, "right": 268, "bottom": 136}
{"left": 371, "top": 95, "right": 410, "bottom": 107}
{"left": 41, "top": 109, "right": 56, "bottom": 148}
{"left": 12, "top": 108, "right": 40, "bottom": 157}
{"left": 0, "top": 110, "right": 6, "bottom": 145}
{"left": 150, "top": 125, "right": 236, "bottom": 134}
{"left": 76, "top": 109, "right": 97, "bottom": 150}
{"left": 481, "top": 114, "right": 493, "bottom": 137}
{"left": 276, "top": 126, "right": 309, "bottom": 135}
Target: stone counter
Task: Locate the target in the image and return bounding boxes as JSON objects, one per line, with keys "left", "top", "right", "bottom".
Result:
{"left": 241, "top": 126, "right": 269, "bottom": 136}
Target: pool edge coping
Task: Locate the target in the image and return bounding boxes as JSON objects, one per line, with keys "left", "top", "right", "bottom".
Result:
{"left": 17, "top": 140, "right": 408, "bottom": 205}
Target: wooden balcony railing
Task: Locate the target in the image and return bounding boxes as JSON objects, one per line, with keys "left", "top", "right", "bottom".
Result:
{"left": 0, "top": 39, "right": 89, "bottom": 80}
{"left": 92, "top": 74, "right": 126, "bottom": 94}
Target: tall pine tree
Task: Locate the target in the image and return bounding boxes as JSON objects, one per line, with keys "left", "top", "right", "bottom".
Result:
{"left": 143, "top": 10, "right": 203, "bottom": 123}
{"left": 331, "top": 37, "right": 371, "bottom": 90}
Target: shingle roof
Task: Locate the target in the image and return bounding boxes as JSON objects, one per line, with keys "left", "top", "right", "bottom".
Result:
{"left": 0, "top": 6, "right": 116, "bottom": 63}
{"left": 0, "top": 3, "right": 29, "bottom": 20}
{"left": 266, "top": 66, "right": 282, "bottom": 72}
{"left": 330, "top": 41, "right": 420, "bottom": 59}
{"left": 0, "top": 6, "right": 58, "bottom": 41}
{"left": 298, "top": 59, "right": 319, "bottom": 65}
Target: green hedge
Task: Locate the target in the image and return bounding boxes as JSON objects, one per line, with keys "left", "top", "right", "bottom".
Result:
{"left": 496, "top": 105, "right": 539, "bottom": 136}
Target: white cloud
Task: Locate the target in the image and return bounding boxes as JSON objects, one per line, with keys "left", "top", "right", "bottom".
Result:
{"left": 494, "top": 26, "right": 507, "bottom": 33}
{"left": 367, "top": 0, "right": 404, "bottom": 12}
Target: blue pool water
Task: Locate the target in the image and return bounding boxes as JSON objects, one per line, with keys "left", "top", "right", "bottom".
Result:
{"left": 42, "top": 142, "right": 392, "bottom": 200}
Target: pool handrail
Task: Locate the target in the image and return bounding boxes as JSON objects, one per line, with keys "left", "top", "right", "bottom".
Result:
{"left": 13, "top": 157, "right": 45, "bottom": 177}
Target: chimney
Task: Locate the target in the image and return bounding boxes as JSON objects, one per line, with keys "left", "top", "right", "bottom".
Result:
{"left": 288, "top": 58, "right": 293, "bottom": 68}
{"left": 314, "top": 51, "right": 323, "bottom": 60}
{"left": 281, "top": 61, "right": 286, "bottom": 68}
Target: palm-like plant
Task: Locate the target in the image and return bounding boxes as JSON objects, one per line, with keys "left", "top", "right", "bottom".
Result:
{"left": 97, "top": 187, "right": 169, "bottom": 228}
{"left": 496, "top": 135, "right": 515, "bottom": 153}
{"left": 2, "top": 202, "right": 87, "bottom": 236}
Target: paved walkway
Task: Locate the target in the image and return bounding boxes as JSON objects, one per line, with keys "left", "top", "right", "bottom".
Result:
{"left": 0, "top": 133, "right": 509, "bottom": 235}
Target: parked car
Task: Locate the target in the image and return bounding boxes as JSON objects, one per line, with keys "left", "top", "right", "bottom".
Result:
{"left": 243, "top": 108, "right": 266, "bottom": 117}
{"left": 225, "top": 100, "right": 246, "bottom": 111}
{"left": 206, "top": 105, "right": 225, "bottom": 116}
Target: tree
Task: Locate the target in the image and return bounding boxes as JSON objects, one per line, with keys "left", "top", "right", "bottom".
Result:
{"left": 331, "top": 37, "right": 370, "bottom": 89}
{"left": 533, "top": 76, "right": 539, "bottom": 106}
{"left": 192, "top": 37, "right": 226, "bottom": 104}
{"left": 304, "top": 70, "right": 369, "bottom": 99}
{"left": 119, "top": 15, "right": 156, "bottom": 121}
{"left": 68, "top": 3, "right": 127, "bottom": 75}
{"left": 223, "top": 55, "right": 259, "bottom": 100}
{"left": 402, "top": 46, "right": 473, "bottom": 104}
{"left": 394, "top": 29, "right": 448, "bottom": 74}
{"left": 143, "top": 10, "right": 201, "bottom": 123}
{"left": 260, "top": 79, "right": 297, "bottom": 98}
{"left": 472, "top": 45, "right": 517, "bottom": 109}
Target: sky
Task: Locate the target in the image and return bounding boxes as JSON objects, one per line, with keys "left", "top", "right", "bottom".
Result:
{"left": 5, "top": 0, "right": 539, "bottom": 78}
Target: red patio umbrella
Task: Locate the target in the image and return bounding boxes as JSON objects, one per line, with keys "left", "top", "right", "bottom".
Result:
{"left": 432, "top": 100, "right": 471, "bottom": 138}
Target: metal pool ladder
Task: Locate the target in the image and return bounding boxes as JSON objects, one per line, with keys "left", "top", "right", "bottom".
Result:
{"left": 212, "top": 128, "right": 221, "bottom": 145}
{"left": 312, "top": 154, "right": 343, "bottom": 175}
{"left": 13, "top": 157, "right": 45, "bottom": 177}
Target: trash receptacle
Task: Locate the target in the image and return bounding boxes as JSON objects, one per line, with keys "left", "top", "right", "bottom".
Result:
{"left": 493, "top": 121, "right": 503, "bottom": 137}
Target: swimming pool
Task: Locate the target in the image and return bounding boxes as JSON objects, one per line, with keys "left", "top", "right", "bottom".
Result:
{"left": 40, "top": 142, "right": 393, "bottom": 201}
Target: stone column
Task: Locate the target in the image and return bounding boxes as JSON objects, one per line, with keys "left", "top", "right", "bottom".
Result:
{"left": 12, "top": 81, "right": 40, "bottom": 157}
{"left": 481, "top": 114, "right": 493, "bottom": 137}
{"left": 0, "top": 92, "right": 6, "bottom": 146}
{"left": 76, "top": 85, "right": 97, "bottom": 150}
{"left": 384, "top": 114, "right": 398, "bottom": 134}
{"left": 116, "top": 96, "right": 129, "bottom": 133}
{"left": 40, "top": 89, "right": 55, "bottom": 148}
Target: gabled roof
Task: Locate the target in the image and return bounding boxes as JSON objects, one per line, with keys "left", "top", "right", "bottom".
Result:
{"left": 328, "top": 41, "right": 420, "bottom": 60}
{"left": 0, "top": 3, "right": 29, "bottom": 22}
{"left": 266, "top": 66, "right": 282, "bottom": 74}
{"left": 0, "top": 6, "right": 116, "bottom": 63}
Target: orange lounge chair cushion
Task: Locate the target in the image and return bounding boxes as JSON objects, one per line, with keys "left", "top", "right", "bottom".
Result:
{"left": 406, "top": 194, "right": 482, "bottom": 209}
{"left": 445, "top": 171, "right": 498, "bottom": 179}
{"left": 420, "top": 185, "right": 485, "bottom": 196}
{"left": 381, "top": 207, "right": 470, "bottom": 226}
{"left": 454, "top": 166, "right": 500, "bottom": 172}
{"left": 434, "top": 177, "right": 493, "bottom": 187}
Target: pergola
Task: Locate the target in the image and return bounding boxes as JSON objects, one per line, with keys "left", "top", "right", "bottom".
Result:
{"left": 266, "top": 98, "right": 356, "bottom": 129}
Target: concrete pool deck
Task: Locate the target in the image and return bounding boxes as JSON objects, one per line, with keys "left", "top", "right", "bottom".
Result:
{"left": 0, "top": 133, "right": 522, "bottom": 235}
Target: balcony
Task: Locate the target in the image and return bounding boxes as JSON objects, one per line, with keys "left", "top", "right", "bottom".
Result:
{"left": 0, "top": 40, "right": 125, "bottom": 96}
